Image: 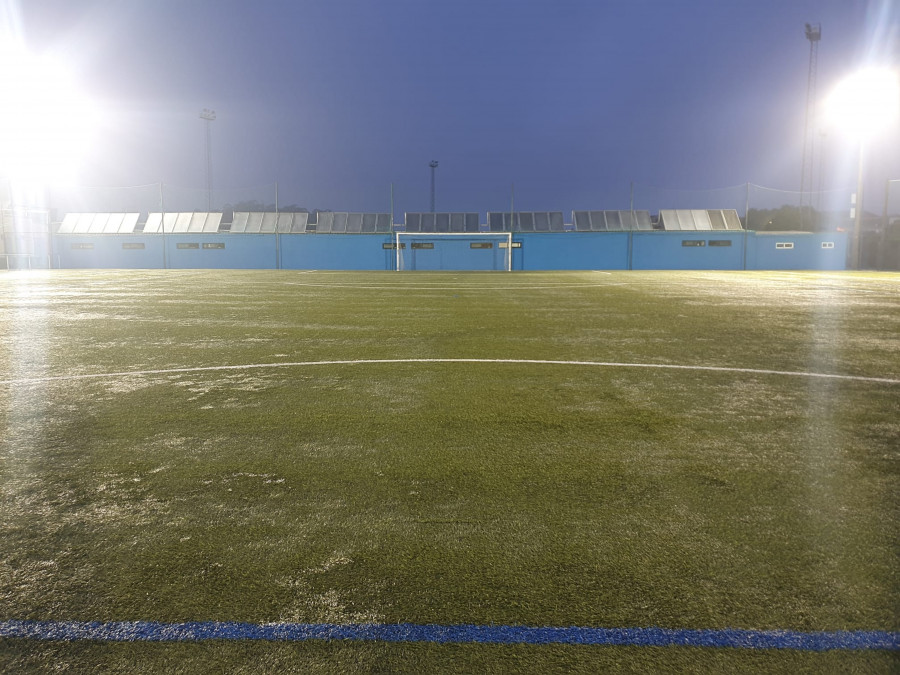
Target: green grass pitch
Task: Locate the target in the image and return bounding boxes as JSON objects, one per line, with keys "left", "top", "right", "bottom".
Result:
{"left": 1, "top": 269, "right": 898, "bottom": 673}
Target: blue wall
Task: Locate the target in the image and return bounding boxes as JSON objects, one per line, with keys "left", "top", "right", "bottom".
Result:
{"left": 51, "top": 230, "right": 849, "bottom": 271}
{"left": 280, "top": 234, "right": 393, "bottom": 270}
{"left": 55, "top": 235, "right": 165, "bottom": 269}
{"left": 165, "top": 234, "right": 275, "bottom": 269}
{"left": 746, "top": 232, "right": 847, "bottom": 270}
{"left": 515, "top": 232, "right": 628, "bottom": 270}
{"left": 631, "top": 232, "right": 746, "bottom": 270}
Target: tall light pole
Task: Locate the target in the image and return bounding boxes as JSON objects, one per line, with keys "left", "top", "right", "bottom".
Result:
{"left": 200, "top": 108, "right": 216, "bottom": 211}
{"left": 800, "top": 23, "right": 821, "bottom": 230}
{"left": 429, "top": 160, "right": 438, "bottom": 213}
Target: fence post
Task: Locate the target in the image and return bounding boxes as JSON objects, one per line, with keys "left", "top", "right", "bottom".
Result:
{"left": 160, "top": 182, "right": 167, "bottom": 270}
{"left": 745, "top": 182, "right": 750, "bottom": 229}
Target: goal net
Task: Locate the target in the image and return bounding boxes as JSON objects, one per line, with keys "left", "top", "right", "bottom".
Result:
{"left": 395, "top": 232, "right": 513, "bottom": 271}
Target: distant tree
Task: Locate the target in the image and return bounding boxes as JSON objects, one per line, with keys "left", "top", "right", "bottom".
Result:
{"left": 220, "top": 201, "right": 318, "bottom": 222}
{"left": 746, "top": 205, "right": 822, "bottom": 232}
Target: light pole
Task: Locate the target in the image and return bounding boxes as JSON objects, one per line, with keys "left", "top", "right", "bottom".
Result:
{"left": 200, "top": 109, "right": 216, "bottom": 211}
{"left": 429, "top": 160, "right": 438, "bottom": 213}
{"left": 800, "top": 23, "right": 821, "bottom": 230}
{"left": 852, "top": 140, "right": 865, "bottom": 267}
{"left": 823, "top": 68, "right": 899, "bottom": 268}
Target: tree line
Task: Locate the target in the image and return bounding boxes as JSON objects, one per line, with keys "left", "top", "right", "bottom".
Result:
{"left": 745, "top": 205, "right": 854, "bottom": 232}
{"left": 220, "top": 200, "right": 331, "bottom": 223}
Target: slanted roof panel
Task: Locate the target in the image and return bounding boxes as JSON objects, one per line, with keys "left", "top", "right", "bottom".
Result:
{"left": 317, "top": 212, "right": 334, "bottom": 233}
{"left": 102, "top": 213, "right": 125, "bottom": 233}
{"left": 346, "top": 213, "right": 363, "bottom": 233}
{"left": 659, "top": 210, "right": 679, "bottom": 230}
{"left": 172, "top": 213, "right": 192, "bottom": 233}
{"left": 572, "top": 211, "right": 590, "bottom": 231}
{"left": 691, "top": 209, "right": 712, "bottom": 231}
{"left": 230, "top": 212, "right": 249, "bottom": 233}
{"left": 260, "top": 212, "right": 278, "bottom": 232}
{"left": 203, "top": 213, "right": 223, "bottom": 232}
{"left": 143, "top": 213, "right": 161, "bottom": 233}
{"left": 331, "top": 212, "right": 348, "bottom": 233}
{"left": 377, "top": 214, "right": 393, "bottom": 233}
{"left": 58, "top": 213, "right": 80, "bottom": 234}
{"left": 723, "top": 210, "right": 743, "bottom": 230}
{"left": 291, "top": 213, "right": 310, "bottom": 233}
{"left": 87, "top": 213, "right": 110, "bottom": 233}
{"left": 707, "top": 210, "right": 726, "bottom": 230}
{"left": 188, "top": 213, "right": 207, "bottom": 232}
{"left": 276, "top": 213, "right": 294, "bottom": 233}
{"left": 589, "top": 211, "right": 608, "bottom": 231}
{"left": 404, "top": 213, "right": 421, "bottom": 232}
{"left": 634, "top": 211, "right": 653, "bottom": 230}
{"left": 244, "top": 212, "right": 264, "bottom": 233}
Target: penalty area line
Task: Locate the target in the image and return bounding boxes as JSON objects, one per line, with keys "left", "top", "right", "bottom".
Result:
{"left": 1, "top": 358, "right": 899, "bottom": 387}
{"left": 0, "top": 621, "right": 897, "bottom": 650}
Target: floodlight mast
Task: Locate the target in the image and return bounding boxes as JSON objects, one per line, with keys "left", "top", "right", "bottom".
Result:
{"left": 200, "top": 109, "right": 216, "bottom": 211}
{"left": 852, "top": 143, "right": 865, "bottom": 267}
{"left": 429, "top": 160, "right": 438, "bottom": 212}
{"left": 800, "top": 23, "right": 821, "bottom": 230}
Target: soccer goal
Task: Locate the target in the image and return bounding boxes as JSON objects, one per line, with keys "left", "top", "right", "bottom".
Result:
{"left": 0, "top": 253, "right": 49, "bottom": 270}
{"left": 395, "top": 232, "right": 513, "bottom": 271}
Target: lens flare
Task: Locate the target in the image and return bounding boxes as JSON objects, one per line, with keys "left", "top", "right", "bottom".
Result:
{"left": 823, "top": 67, "right": 900, "bottom": 140}
{"left": 0, "top": 45, "right": 101, "bottom": 182}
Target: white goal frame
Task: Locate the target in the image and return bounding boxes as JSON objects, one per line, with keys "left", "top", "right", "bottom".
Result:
{"left": 395, "top": 231, "right": 513, "bottom": 271}
{"left": 0, "top": 253, "right": 51, "bottom": 270}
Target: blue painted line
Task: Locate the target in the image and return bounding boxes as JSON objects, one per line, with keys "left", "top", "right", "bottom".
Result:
{"left": 0, "top": 621, "right": 897, "bottom": 651}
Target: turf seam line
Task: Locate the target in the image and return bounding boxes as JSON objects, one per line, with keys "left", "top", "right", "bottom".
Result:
{"left": 0, "top": 621, "right": 897, "bottom": 650}
{"left": 1, "top": 358, "right": 898, "bottom": 386}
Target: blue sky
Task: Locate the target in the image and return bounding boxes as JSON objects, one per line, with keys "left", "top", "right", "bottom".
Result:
{"left": 8, "top": 0, "right": 900, "bottom": 216}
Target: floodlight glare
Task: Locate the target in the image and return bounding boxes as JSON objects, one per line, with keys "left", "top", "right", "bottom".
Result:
{"left": 823, "top": 67, "right": 900, "bottom": 139}
{"left": 824, "top": 67, "right": 900, "bottom": 268}
{"left": 0, "top": 45, "right": 100, "bottom": 182}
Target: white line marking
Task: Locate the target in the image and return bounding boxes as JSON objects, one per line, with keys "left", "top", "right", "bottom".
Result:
{"left": 1, "top": 359, "right": 897, "bottom": 386}
{"left": 283, "top": 283, "right": 622, "bottom": 289}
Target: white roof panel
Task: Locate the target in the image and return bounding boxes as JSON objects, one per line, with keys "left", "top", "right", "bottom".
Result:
{"left": 58, "top": 213, "right": 80, "bottom": 234}
{"left": 202, "top": 212, "right": 223, "bottom": 232}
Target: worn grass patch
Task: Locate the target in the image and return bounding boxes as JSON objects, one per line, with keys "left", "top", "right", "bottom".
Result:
{"left": 1, "top": 270, "right": 898, "bottom": 672}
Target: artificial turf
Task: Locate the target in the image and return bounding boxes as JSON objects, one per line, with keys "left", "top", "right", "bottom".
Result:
{"left": 0, "top": 270, "right": 898, "bottom": 672}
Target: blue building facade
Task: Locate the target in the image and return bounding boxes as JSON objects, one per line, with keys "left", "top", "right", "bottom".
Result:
{"left": 50, "top": 230, "right": 849, "bottom": 272}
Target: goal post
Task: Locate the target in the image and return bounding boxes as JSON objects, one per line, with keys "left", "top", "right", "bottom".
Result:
{"left": 394, "top": 231, "right": 513, "bottom": 271}
{"left": 0, "top": 253, "right": 47, "bottom": 270}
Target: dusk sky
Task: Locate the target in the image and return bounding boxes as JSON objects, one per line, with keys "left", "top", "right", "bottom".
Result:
{"left": 7, "top": 0, "right": 900, "bottom": 216}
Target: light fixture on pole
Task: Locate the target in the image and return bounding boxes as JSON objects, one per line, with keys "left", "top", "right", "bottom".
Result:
{"left": 200, "top": 109, "right": 216, "bottom": 211}
{"left": 823, "top": 68, "right": 899, "bottom": 268}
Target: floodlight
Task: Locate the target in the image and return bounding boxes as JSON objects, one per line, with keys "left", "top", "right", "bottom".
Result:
{"left": 0, "top": 45, "right": 100, "bottom": 182}
{"left": 823, "top": 67, "right": 900, "bottom": 268}
{"left": 823, "top": 67, "right": 899, "bottom": 139}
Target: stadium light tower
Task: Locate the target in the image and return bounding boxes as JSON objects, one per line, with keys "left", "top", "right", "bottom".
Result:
{"left": 200, "top": 109, "right": 216, "bottom": 210}
{"left": 824, "top": 68, "right": 899, "bottom": 268}
{"left": 800, "top": 23, "right": 821, "bottom": 230}
{"left": 429, "top": 160, "right": 438, "bottom": 213}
